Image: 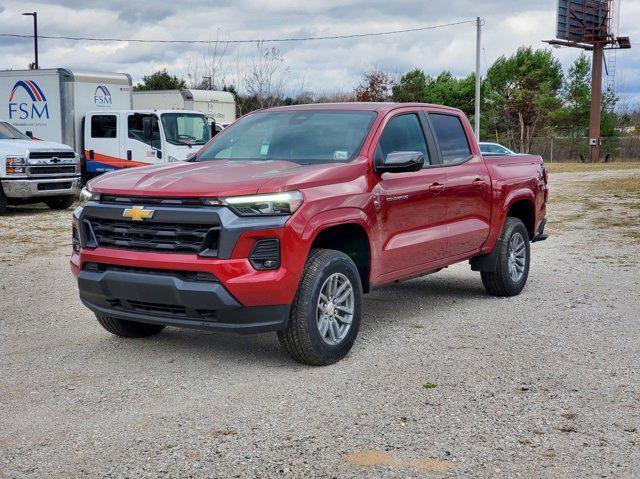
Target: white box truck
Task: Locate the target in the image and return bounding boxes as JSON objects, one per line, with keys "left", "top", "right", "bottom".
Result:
{"left": 0, "top": 70, "right": 212, "bottom": 179}
{"left": 133, "top": 89, "right": 236, "bottom": 130}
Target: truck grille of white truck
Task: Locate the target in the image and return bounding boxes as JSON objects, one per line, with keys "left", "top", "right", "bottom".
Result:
{"left": 29, "top": 151, "right": 76, "bottom": 160}
{"left": 29, "top": 165, "right": 77, "bottom": 175}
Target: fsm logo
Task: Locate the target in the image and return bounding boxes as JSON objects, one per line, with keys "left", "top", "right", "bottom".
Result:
{"left": 8, "top": 80, "right": 49, "bottom": 120}
{"left": 94, "top": 85, "right": 112, "bottom": 105}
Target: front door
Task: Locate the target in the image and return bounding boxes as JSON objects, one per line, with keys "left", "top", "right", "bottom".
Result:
{"left": 373, "top": 112, "right": 448, "bottom": 276}
{"left": 125, "top": 113, "right": 163, "bottom": 167}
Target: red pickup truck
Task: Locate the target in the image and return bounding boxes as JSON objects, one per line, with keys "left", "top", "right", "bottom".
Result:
{"left": 71, "top": 103, "right": 548, "bottom": 365}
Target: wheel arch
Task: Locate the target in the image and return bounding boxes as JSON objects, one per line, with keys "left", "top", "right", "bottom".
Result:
{"left": 303, "top": 209, "right": 373, "bottom": 293}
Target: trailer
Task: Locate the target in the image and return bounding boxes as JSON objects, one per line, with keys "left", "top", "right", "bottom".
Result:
{"left": 0, "top": 69, "right": 132, "bottom": 150}
{"left": 133, "top": 89, "right": 236, "bottom": 127}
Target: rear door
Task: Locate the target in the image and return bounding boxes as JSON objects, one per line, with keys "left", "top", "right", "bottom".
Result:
{"left": 372, "top": 110, "right": 448, "bottom": 276}
{"left": 428, "top": 112, "right": 491, "bottom": 257}
{"left": 84, "top": 112, "right": 123, "bottom": 173}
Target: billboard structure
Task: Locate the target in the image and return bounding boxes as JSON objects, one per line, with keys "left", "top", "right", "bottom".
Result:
{"left": 547, "top": 0, "right": 631, "bottom": 162}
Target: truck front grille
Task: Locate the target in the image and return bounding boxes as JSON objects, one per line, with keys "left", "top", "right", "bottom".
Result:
{"left": 84, "top": 217, "right": 219, "bottom": 254}
{"left": 29, "top": 151, "right": 76, "bottom": 160}
{"left": 29, "top": 165, "right": 77, "bottom": 175}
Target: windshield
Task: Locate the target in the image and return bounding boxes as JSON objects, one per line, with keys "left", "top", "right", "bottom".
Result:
{"left": 197, "top": 110, "right": 377, "bottom": 165}
{"left": 0, "top": 122, "right": 29, "bottom": 140}
{"left": 161, "top": 113, "right": 211, "bottom": 146}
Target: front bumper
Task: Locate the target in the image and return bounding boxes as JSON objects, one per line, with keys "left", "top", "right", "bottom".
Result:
{"left": 78, "top": 266, "right": 290, "bottom": 333}
{"left": 1, "top": 176, "right": 81, "bottom": 198}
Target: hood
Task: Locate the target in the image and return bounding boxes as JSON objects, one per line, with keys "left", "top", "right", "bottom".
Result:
{"left": 0, "top": 139, "right": 75, "bottom": 157}
{"left": 88, "top": 159, "right": 367, "bottom": 197}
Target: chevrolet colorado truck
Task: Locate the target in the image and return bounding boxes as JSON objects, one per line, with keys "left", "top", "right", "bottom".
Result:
{"left": 1, "top": 120, "right": 80, "bottom": 214}
{"left": 71, "top": 103, "right": 548, "bottom": 365}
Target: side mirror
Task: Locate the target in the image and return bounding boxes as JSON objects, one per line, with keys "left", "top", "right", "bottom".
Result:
{"left": 142, "top": 117, "right": 152, "bottom": 140}
{"left": 185, "top": 152, "right": 197, "bottom": 162}
{"left": 26, "top": 131, "right": 34, "bottom": 139}
{"left": 376, "top": 151, "right": 425, "bottom": 174}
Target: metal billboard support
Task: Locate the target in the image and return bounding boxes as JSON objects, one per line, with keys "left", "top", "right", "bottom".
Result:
{"left": 546, "top": 0, "right": 631, "bottom": 163}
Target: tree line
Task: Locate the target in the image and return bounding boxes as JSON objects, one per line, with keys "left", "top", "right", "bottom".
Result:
{"left": 135, "top": 45, "right": 638, "bottom": 152}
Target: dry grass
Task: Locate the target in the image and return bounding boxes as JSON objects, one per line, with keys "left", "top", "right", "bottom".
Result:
{"left": 546, "top": 162, "right": 640, "bottom": 174}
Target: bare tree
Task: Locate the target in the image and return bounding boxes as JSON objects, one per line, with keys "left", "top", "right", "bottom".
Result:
{"left": 187, "top": 31, "right": 231, "bottom": 90}
{"left": 244, "top": 40, "right": 291, "bottom": 109}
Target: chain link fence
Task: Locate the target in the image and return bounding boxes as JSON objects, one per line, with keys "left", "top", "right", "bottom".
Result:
{"left": 523, "top": 136, "right": 640, "bottom": 162}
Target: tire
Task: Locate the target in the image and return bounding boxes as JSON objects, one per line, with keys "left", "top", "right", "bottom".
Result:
{"left": 0, "top": 187, "right": 7, "bottom": 215}
{"left": 95, "top": 313, "right": 166, "bottom": 338}
{"left": 278, "top": 249, "right": 363, "bottom": 366}
{"left": 44, "top": 195, "right": 75, "bottom": 210}
{"left": 481, "top": 217, "right": 531, "bottom": 297}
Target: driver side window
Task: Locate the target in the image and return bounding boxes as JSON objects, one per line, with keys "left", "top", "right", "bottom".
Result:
{"left": 128, "top": 114, "right": 160, "bottom": 148}
{"left": 377, "top": 114, "right": 430, "bottom": 167}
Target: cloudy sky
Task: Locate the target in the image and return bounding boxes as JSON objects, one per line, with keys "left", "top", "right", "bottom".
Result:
{"left": 1, "top": 0, "right": 639, "bottom": 103}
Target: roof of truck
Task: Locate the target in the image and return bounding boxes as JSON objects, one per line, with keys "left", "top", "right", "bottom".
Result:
{"left": 266, "top": 102, "right": 463, "bottom": 114}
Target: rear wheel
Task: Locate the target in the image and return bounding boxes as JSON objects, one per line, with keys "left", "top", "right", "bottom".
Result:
{"left": 278, "top": 249, "right": 363, "bottom": 366}
{"left": 481, "top": 217, "right": 531, "bottom": 297}
{"left": 44, "top": 195, "right": 74, "bottom": 210}
{"left": 95, "top": 314, "right": 166, "bottom": 338}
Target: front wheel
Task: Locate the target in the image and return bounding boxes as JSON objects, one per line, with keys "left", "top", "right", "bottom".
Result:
{"left": 0, "top": 187, "right": 7, "bottom": 215}
{"left": 481, "top": 217, "right": 531, "bottom": 297}
{"left": 44, "top": 195, "right": 74, "bottom": 210}
{"left": 95, "top": 314, "right": 166, "bottom": 338}
{"left": 278, "top": 249, "right": 363, "bottom": 366}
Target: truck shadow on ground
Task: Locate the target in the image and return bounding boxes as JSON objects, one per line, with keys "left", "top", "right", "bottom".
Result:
{"left": 93, "top": 272, "right": 489, "bottom": 367}
{"left": 1, "top": 204, "right": 71, "bottom": 217}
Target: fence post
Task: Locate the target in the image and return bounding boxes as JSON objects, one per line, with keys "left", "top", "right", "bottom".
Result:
{"left": 550, "top": 137, "right": 554, "bottom": 163}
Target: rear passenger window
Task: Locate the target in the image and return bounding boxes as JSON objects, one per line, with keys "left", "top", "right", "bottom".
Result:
{"left": 378, "top": 114, "right": 430, "bottom": 166}
{"left": 429, "top": 114, "right": 472, "bottom": 164}
{"left": 91, "top": 115, "right": 117, "bottom": 138}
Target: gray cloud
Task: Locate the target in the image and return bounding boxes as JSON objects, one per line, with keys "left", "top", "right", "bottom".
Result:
{"left": 0, "top": 0, "right": 637, "bottom": 103}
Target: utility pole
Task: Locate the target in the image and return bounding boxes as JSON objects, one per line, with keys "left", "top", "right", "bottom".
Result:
{"left": 22, "top": 12, "right": 38, "bottom": 69}
{"left": 588, "top": 44, "right": 604, "bottom": 163}
{"left": 475, "top": 17, "right": 482, "bottom": 142}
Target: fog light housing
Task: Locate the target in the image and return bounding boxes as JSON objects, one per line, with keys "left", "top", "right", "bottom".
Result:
{"left": 249, "top": 239, "right": 280, "bottom": 270}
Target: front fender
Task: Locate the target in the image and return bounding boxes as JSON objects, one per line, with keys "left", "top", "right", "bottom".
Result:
{"left": 302, "top": 207, "right": 373, "bottom": 244}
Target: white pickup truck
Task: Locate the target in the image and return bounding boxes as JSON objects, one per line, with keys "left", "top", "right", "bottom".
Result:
{"left": 0, "top": 120, "right": 80, "bottom": 214}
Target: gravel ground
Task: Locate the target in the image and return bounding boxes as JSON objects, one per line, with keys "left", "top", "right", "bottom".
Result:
{"left": 1, "top": 168, "right": 639, "bottom": 478}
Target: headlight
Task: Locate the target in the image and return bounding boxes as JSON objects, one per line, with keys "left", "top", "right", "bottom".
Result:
{"left": 168, "top": 155, "right": 180, "bottom": 163}
{"left": 5, "top": 156, "right": 26, "bottom": 174}
{"left": 79, "top": 187, "right": 100, "bottom": 206}
{"left": 217, "top": 191, "right": 304, "bottom": 216}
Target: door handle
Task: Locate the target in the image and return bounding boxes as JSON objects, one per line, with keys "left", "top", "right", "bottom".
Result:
{"left": 428, "top": 183, "right": 446, "bottom": 194}
{"left": 472, "top": 178, "right": 486, "bottom": 188}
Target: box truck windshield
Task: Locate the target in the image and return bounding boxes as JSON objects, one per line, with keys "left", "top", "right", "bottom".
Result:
{"left": 161, "top": 113, "right": 210, "bottom": 146}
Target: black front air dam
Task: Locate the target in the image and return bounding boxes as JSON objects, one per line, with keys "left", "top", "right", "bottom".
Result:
{"left": 78, "top": 269, "right": 290, "bottom": 334}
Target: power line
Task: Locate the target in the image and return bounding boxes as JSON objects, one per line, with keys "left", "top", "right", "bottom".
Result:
{"left": 0, "top": 20, "right": 476, "bottom": 45}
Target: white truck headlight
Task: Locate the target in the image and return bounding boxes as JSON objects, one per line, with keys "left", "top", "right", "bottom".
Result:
{"left": 5, "top": 156, "right": 26, "bottom": 174}
{"left": 218, "top": 191, "right": 304, "bottom": 216}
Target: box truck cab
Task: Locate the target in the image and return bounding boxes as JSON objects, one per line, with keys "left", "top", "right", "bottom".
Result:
{"left": 0, "top": 69, "right": 212, "bottom": 178}
{"left": 83, "top": 109, "right": 212, "bottom": 173}
{"left": 132, "top": 89, "right": 237, "bottom": 129}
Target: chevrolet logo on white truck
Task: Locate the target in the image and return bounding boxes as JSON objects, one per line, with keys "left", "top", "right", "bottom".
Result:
{"left": 0, "top": 120, "right": 80, "bottom": 214}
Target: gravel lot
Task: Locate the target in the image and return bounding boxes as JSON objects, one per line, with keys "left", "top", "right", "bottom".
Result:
{"left": 1, "top": 167, "right": 639, "bottom": 478}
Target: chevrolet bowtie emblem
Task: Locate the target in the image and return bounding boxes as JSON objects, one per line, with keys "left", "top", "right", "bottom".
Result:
{"left": 122, "top": 206, "right": 155, "bottom": 221}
